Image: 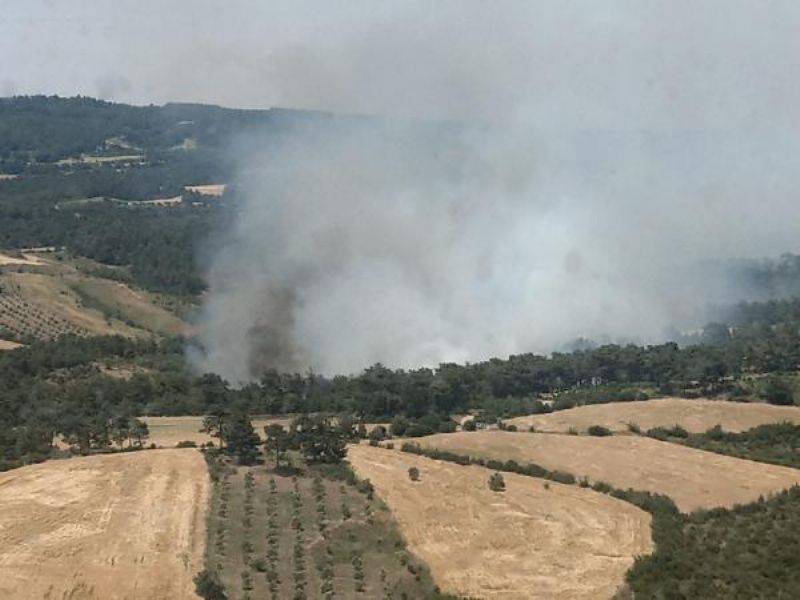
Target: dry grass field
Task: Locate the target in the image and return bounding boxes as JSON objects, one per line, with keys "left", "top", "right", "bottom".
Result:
{"left": 143, "top": 416, "right": 293, "bottom": 447}
{"left": 348, "top": 444, "right": 653, "bottom": 600}
{"left": 69, "top": 276, "right": 188, "bottom": 336}
{"left": 0, "top": 449, "right": 209, "bottom": 599}
{"left": 409, "top": 431, "right": 800, "bottom": 512}
{"left": 0, "top": 258, "right": 188, "bottom": 340}
{"left": 507, "top": 398, "right": 800, "bottom": 433}
{"left": 0, "top": 252, "right": 46, "bottom": 266}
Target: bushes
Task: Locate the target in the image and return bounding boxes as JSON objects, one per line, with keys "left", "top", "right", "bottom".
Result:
{"left": 587, "top": 425, "right": 613, "bottom": 437}
{"left": 627, "top": 486, "right": 800, "bottom": 599}
{"left": 488, "top": 472, "right": 505, "bottom": 492}
{"left": 400, "top": 443, "right": 573, "bottom": 484}
{"left": 681, "top": 422, "right": 800, "bottom": 468}
{"left": 762, "top": 376, "right": 796, "bottom": 406}
{"left": 194, "top": 569, "right": 227, "bottom": 600}
{"left": 408, "top": 467, "right": 420, "bottom": 482}
{"left": 646, "top": 425, "right": 689, "bottom": 441}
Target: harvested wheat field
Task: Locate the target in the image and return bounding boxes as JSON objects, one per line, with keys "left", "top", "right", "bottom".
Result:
{"left": 348, "top": 443, "right": 652, "bottom": 600}
{"left": 507, "top": 397, "right": 800, "bottom": 434}
{"left": 143, "top": 415, "right": 293, "bottom": 447}
{"left": 0, "top": 449, "right": 208, "bottom": 599}
{"left": 409, "top": 431, "right": 800, "bottom": 512}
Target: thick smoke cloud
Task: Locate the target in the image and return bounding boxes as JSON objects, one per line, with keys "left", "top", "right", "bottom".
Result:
{"left": 5, "top": 2, "right": 800, "bottom": 380}
{"left": 195, "top": 118, "right": 800, "bottom": 381}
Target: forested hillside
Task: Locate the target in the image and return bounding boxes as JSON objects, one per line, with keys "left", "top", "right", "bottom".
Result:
{"left": 2, "top": 95, "right": 800, "bottom": 474}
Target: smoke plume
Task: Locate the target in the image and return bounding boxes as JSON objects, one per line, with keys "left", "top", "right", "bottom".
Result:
{"left": 9, "top": 2, "right": 799, "bottom": 381}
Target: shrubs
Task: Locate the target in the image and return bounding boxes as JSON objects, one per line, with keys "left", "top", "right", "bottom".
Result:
{"left": 391, "top": 414, "right": 458, "bottom": 437}
{"left": 646, "top": 425, "right": 689, "bottom": 441}
{"left": 462, "top": 418, "right": 477, "bottom": 431}
{"left": 488, "top": 472, "right": 505, "bottom": 492}
{"left": 762, "top": 376, "right": 796, "bottom": 406}
{"left": 176, "top": 440, "right": 198, "bottom": 448}
{"left": 683, "top": 422, "right": 800, "bottom": 468}
{"left": 587, "top": 425, "right": 613, "bottom": 437}
{"left": 400, "top": 442, "right": 577, "bottom": 484}
{"left": 408, "top": 466, "right": 420, "bottom": 482}
{"left": 193, "top": 569, "right": 227, "bottom": 600}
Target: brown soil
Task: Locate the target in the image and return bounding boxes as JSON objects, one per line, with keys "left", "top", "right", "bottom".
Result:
{"left": 348, "top": 444, "right": 653, "bottom": 600}
{"left": 507, "top": 397, "right": 800, "bottom": 433}
{"left": 0, "top": 449, "right": 209, "bottom": 599}
{"left": 409, "top": 430, "right": 800, "bottom": 512}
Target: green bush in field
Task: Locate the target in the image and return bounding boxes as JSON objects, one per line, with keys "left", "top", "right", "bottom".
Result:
{"left": 488, "top": 472, "right": 505, "bottom": 492}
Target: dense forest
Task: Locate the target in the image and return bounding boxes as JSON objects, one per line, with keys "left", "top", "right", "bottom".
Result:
{"left": 3, "top": 287, "right": 800, "bottom": 472}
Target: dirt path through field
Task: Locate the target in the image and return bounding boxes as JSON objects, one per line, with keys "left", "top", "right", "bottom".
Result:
{"left": 348, "top": 444, "right": 652, "bottom": 600}
{"left": 507, "top": 398, "right": 800, "bottom": 433}
{"left": 410, "top": 431, "right": 800, "bottom": 512}
{"left": 0, "top": 449, "right": 209, "bottom": 599}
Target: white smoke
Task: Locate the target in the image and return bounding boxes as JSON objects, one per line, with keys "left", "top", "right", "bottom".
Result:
{"left": 7, "top": 1, "right": 800, "bottom": 380}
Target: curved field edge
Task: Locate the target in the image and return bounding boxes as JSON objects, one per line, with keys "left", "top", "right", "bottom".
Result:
{"left": 395, "top": 436, "right": 800, "bottom": 599}
{"left": 0, "top": 449, "right": 209, "bottom": 600}
{"left": 506, "top": 397, "right": 800, "bottom": 434}
{"left": 348, "top": 443, "right": 653, "bottom": 600}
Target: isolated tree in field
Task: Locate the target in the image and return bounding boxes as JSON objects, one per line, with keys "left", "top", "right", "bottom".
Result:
{"left": 194, "top": 569, "right": 227, "bottom": 600}
{"left": 368, "top": 424, "right": 388, "bottom": 442}
{"left": 200, "top": 405, "right": 230, "bottom": 449}
{"left": 408, "top": 466, "right": 420, "bottom": 481}
{"left": 264, "top": 423, "right": 290, "bottom": 469}
{"left": 225, "top": 412, "right": 260, "bottom": 465}
{"left": 488, "top": 472, "right": 505, "bottom": 492}
{"left": 131, "top": 419, "right": 149, "bottom": 448}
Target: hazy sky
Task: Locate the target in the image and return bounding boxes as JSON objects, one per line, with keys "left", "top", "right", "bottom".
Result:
{"left": 3, "top": 1, "right": 800, "bottom": 130}
{"left": 5, "top": 2, "right": 800, "bottom": 378}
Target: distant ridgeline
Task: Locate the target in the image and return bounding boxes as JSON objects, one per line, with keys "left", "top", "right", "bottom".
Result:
{"left": 0, "top": 96, "right": 340, "bottom": 295}
{"left": 0, "top": 95, "right": 333, "bottom": 167}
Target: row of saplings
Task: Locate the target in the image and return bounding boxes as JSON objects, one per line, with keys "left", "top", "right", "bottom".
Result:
{"left": 194, "top": 412, "right": 375, "bottom": 600}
